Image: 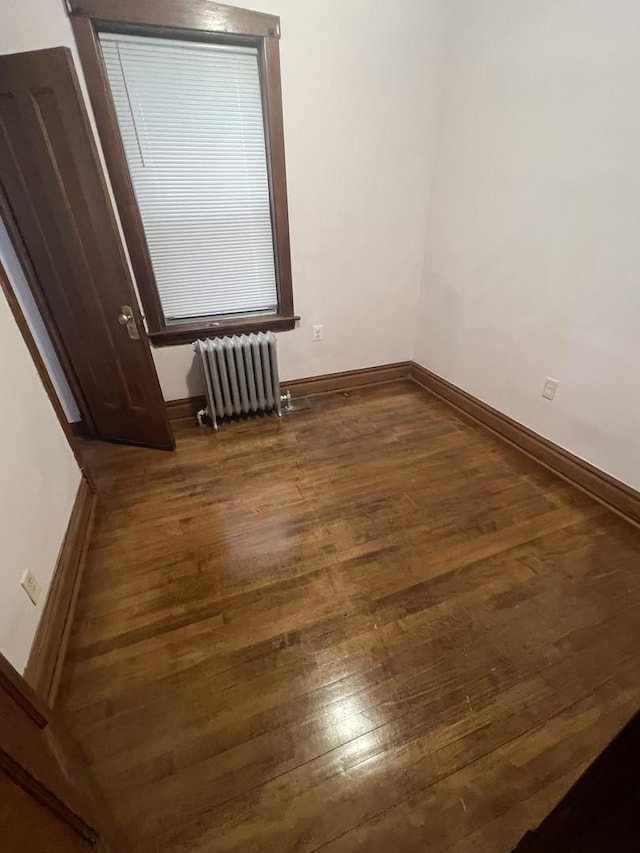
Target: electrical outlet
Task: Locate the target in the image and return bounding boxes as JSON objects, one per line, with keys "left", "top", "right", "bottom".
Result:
{"left": 542, "top": 377, "right": 559, "bottom": 401}
{"left": 21, "top": 569, "right": 41, "bottom": 606}
{"left": 312, "top": 324, "right": 324, "bottom": 342}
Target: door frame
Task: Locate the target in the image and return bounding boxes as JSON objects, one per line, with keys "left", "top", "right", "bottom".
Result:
{"left": 0, "top": 186, "right": 99, "bottom": 440}
{"left": 0, "top": 655, "right": 92, "bottom": 841}
{"left": 0, "top": 236, "right": 95, "bottom": 489}
{"left": 0, "top": 652, "right": 123, "bottom": 849}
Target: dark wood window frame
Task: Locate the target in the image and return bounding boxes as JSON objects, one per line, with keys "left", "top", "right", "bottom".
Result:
{"left": 68, "top": 0, "right": 297, "bottom": 346}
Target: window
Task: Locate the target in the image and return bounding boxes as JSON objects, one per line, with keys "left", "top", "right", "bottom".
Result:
{"left": 100, "top": 34, "right": 278, "bottom": 321}
{"left": 69, "top": 0, "right": 295, "bottom": 345}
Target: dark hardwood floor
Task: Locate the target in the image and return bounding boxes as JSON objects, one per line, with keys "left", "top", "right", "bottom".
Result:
{"left": 58, "top": 380, "right": 640, "bottom": 852}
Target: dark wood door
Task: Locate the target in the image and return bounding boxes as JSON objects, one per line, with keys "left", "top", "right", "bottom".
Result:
{"left": 0, "top": 47, "right": 174, "bottom": 449}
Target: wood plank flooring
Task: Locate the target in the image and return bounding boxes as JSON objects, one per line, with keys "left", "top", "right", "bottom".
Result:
{"left": 58, "top": 380, "right": 640, "bottom": 852}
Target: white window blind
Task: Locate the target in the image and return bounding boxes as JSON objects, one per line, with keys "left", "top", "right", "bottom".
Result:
{"left": 99, "top": 33, "right": 278, "bottom": 321}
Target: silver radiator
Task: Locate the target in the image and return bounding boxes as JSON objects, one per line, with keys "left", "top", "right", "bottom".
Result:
{"left": 193, "top": 332, "right": 284, "bottom": 429}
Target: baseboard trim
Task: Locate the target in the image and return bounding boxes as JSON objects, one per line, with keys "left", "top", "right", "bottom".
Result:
{"left": 166, "top": 361, "right": 412, "bottom": 422}
{"left": 166, "top": 395, "right": 206, "bottom": 422}
{"left": 25, "top": 476, "right": 97, "bottom": 707}
{"left": 284, "top": 361, "right": 411, "bottom": 399}
{"left": 410, "top": 362, "right": 640, "bottom": 527}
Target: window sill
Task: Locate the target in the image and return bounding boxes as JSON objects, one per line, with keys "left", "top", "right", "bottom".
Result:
{"left": 149, "top": 314, "right": 299, "bottom": 347}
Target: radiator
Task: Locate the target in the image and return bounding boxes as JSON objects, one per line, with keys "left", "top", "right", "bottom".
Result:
{"left": 193, "top": 332, "right": 285, "bottom": 429}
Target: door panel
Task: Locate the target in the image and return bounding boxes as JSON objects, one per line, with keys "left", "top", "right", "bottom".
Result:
{"left": 0, "top": 47, "right": 174, "bottom": 449}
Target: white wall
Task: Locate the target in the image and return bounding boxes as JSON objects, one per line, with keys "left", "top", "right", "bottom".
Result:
{"left": 0, "top": 285, "right": 81, "bottom": 673}
{"left": 415, "top": 0, "right": 640, "bottom": 490}
{"left": 0, "top": 0, "right": 452, "bottom": 402}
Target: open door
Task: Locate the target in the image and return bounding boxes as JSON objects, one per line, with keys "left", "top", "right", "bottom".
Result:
{"left": 0, "top": 654, "right": 124, "bottom": 851}
{"left": 0, "top": 47, "right": 174, "bottom": 449}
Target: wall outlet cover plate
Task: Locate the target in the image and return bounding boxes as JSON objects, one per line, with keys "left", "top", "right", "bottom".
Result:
{"left": 542, "top": 377, "right": 559, "bottom": 401}
{"left": 21, "top": 569, "right": 41, "bottom": 606}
